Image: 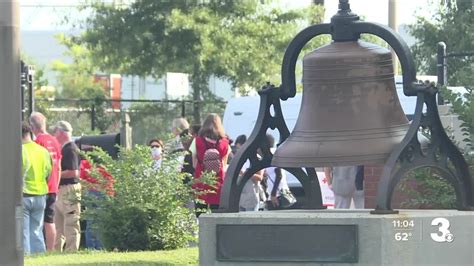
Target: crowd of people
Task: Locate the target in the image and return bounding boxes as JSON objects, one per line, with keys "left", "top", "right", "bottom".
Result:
{"left": 22, "top": 113, "right": 82, "bottom": 255}
{"left": 146, "top": 114, "right": 296, "bottom": 215}
{"left": 159, "top": 114, "right": 365, "bottom": 214}
{"left": 156, "top": 115, "right": 299, "bottom": 214}
{"left": 21, "top": 111, "right": 364, "bottom": 255}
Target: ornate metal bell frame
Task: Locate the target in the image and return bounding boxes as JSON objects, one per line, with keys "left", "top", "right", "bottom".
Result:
{"left": 219, "top": 0, "right": 473, "bottom": 214}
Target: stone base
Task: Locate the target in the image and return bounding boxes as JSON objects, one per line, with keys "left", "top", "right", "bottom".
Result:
{"left": 199, "top": 209, "right": 474, "bottom": 266}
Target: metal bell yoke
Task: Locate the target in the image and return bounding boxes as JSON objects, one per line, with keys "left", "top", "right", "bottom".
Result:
{"left": 219, "top": 0, "right": 473, "bottom": 213}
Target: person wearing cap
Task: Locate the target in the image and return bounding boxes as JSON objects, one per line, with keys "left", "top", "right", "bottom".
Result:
{"left": 22, "top": 122, "right": 52, "bottom": 255}
{"left": 29, "top": 112, "right": 62, "bottom": 251}
{"left": 53, "top": 121, "right": 81, "bottom": 252}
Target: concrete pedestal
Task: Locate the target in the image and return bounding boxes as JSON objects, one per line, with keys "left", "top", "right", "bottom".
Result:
{"left": 199, "top": 210, "right": 474, "bottom": 266}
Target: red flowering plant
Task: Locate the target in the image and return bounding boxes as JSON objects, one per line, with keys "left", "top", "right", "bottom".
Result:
{"left": 80, "top": 159, "right": 115, "bottom": 197}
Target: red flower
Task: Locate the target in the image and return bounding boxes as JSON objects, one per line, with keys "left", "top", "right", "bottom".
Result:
{"left": 80, "top": 160, "right": 115, "bottom": 196}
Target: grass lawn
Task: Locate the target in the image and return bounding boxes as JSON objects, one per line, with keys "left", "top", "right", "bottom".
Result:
{"left": 25, "top": 247, "right": 198, "bottom": 265}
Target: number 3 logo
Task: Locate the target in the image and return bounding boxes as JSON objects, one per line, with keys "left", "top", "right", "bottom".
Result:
{"left": 431, "top": 217, "right": 454, "bottom": 243}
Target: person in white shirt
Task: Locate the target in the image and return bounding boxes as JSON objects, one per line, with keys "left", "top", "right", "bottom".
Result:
{"left": 265, "top": 165, "right": 290, "bottom": 209}
{"left": 263, "top": 134, "right": 291, "bottom": 209}
{"left": 324, "top": 166, "right": 364, "bottom": 209}
{"left": 239, "top": 157, "right": 265, "bottom": 212}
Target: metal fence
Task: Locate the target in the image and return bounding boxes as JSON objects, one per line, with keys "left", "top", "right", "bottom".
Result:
{"left": 35, "top": 98, "right": 226, "bottom": 145}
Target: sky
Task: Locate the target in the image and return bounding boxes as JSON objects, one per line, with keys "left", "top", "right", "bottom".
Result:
{"left": 20, "top": 0, "right": 436, "bottom": 31}
{"left": 322, "top": 0, "right": 436, "bottom": 25}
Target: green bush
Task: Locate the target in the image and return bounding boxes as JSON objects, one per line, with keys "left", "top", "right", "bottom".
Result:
{"left": 399, "top": 168, "right": 457, "bottom": 209}
{"left": 81, "top": 145, "right": 215, "bottom": 251}
{"left": 100, "top": 205, "right": 152, "bottom": 251}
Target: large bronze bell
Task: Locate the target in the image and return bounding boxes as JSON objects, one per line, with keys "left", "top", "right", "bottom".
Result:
{"left": 272, "top": 40, "right": 409, "bottom": 167}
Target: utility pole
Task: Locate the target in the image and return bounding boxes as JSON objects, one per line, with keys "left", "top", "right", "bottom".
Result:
{"left": 388, "top": 0, "right": 399, "bottom": 75}
{"left": 0, "top": 0, "right": 23, "bottom": 265}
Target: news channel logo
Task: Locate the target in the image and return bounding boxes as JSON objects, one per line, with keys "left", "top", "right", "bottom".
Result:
{"left": 391, "top": 217, "right": 455, "bottom": 243}
{"left": 430, "top": 217, "right": 454, "bottom": 243}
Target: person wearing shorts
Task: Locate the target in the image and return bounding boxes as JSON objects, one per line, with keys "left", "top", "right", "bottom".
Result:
{"left": 44, "top": 193, "right": 56, "bottom": 224}
{"left": 30, "top": 112, "right": 62, "bottom": 251}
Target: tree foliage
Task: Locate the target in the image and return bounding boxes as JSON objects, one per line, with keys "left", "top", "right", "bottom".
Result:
{"left": 402, "top": 1, "right": 473, "bottom": 207}
{"left": 51, "top": 34, "right": 113, "bottom": 133}
{"left": 77, "top": 0, "right": 325, "bottom": 121}
{"left": 409, "top": 1, "right": 473, "bottom": 151}
{"left": 409, "top": 0, "right": 473, "bottom": 87}
{"left": 52, "top": 34, "right": 106, "bottom": 99}
{"left": 441, "top": 85, "right": 474, "bottom": 151}
{"left": 399, "top": 168, "right": 456, "bottom": 209}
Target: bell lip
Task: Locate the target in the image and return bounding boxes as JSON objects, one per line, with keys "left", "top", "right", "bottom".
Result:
{"left": 271, "top": 155, "right": 387, "bottom": 168}
{"left": 285, "top": 126, "right": 409, "bottom": 142}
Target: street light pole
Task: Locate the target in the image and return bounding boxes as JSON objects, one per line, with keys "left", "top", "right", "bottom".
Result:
{"left": 437, "top": 42, "right": 447, "bottom": 105}
{"left": 0, "top": 0, "right": 23, "bottom": 265}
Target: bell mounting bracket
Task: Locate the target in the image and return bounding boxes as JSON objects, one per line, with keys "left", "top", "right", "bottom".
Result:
{"left": 219, "top": 0, "right": 473, "bottom": 213}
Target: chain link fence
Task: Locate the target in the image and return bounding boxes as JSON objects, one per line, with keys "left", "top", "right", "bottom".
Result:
{"left": 35, "top": 98, "right": 226, "bottom": 145}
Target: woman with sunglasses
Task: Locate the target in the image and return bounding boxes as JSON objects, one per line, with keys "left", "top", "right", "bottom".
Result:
{"left": 148, "top": 139, "right": 164, "bottom": 169}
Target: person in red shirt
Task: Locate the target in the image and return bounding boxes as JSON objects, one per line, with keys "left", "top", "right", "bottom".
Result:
{"left": 190, "top": 114, "right": 230, "bottom": 216}
{"left": 29, "top": 112, "right": 62, "bottom": 251}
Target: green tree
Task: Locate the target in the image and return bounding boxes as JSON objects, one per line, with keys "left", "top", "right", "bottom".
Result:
{"left": 20, "top": 55, "right": 50, "bottom": 89}
{"left": 400, "top": 0, "right": 473, "bottom": 208}
{"left": 52, "top": 34, "right": 105, "bottom": 99}
{"left": 20, "top": 56, "right": 52, "bottom": 120}
{"left": 440, "top": 86, "right": 474, "bottom": 152}
{"left": 78, "top": 1, "right": 324, "bottom": 122}
{"left": 409, "top": 1, "right": 473, "bottom": 149}
{"left": 52, "top": 34, "right": 112, "bottom": 133}
{"left": 128, "top": 103, "right": 182, "bottom": 145}
{"left": 409, "top": 0, "right": 473, "bottom": 87}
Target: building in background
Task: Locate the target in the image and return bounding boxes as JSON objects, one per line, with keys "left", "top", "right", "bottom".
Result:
{"left": 120, "top": 74, "right": 235, "bottom": 109}
{"left": 94, "top": 74, "right": 122, "bottom": 110}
